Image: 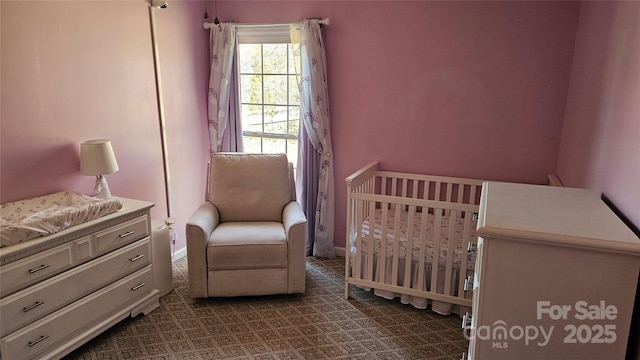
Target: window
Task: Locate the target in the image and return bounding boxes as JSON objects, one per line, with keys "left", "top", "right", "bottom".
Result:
{"left": 237, "top": 27, "right": 300, "bottom": 170}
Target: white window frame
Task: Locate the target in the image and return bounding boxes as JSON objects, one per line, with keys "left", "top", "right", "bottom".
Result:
{"left": 236, "top": 25, "right": 300, "bottom": 164}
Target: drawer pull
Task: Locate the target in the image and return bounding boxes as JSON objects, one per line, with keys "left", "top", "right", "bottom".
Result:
{"left": 119, "top": 230, "right": 135, "bottom": 238}
{"left": 28, "top": 335, "right": 49, "bottom": 347}
{"left": 464, "top": 275, "right": 473, "bottom": 292}
{"left": 462, "top": 312, "right": 472, "bottom": 329}
{"left": 23, "top": 301, "right": 45, "bottom": 312}
{"left": 131, "top": 282, "right": 146, "bottom": 291}
{"left": 28, "top": 264, "right": 51, "bottom": 274}
{"left": 129, "top": 254, "right": 145, "bottom": 262}
{"left": 467, "top": 242, "right": 477, "bottom": 254}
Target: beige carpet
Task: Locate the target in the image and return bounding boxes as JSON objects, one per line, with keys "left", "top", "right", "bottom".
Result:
{"left": 64, "top": 257, "right": 467, "bottom": 360}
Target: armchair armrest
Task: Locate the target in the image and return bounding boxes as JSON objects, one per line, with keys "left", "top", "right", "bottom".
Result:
{"left": 283, "top": 201, "right": 306, "bottom": 238}
{"left": 282, "top": 201, "right": 307, "bottom": 293}
{"left": 186, "top": 201, "right": 219, "bottom": 298}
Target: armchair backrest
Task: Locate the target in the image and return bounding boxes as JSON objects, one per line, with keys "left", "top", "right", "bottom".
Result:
{"left": 207, "top": 153, "right": 293, "bottom": 223}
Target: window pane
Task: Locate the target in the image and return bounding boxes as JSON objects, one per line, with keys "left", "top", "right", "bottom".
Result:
{"left": 239, "top": 40, "right": 300, "bottom": 167}
{"left": 288, "top": 106, "right": 300, "bottom": 135}
{"left": 263, "top": 75, "right": 287, "bottom": 105}
{"left": 241, "top": 104, "right": 263, "bottom": 132}
{"left": 288, "top": 75, "right": 299, "bottom": 105}
{"left": 263, "top": 137, "right": 286, "bottom": 154}
{"left": 263, "top": 44, "right": 287, "bottom": 74}
{"left": 288, "top": 44, "right": 298, "bottom": 74}
{"left": 243, "top": 136, "right": 262, "bottom": 153}
{"left": 240, "top": 75, "right": 262, "bottom": 104}
{"left": 239, "top": 44, "right": 262, "bottom": 73}
{"left": 264, "top": 105, "right": 288, "bottom": 134}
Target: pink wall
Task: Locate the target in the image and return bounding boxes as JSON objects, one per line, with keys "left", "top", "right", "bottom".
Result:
{"left": 1, "top": 0, "right": 166, "bottom": 215}
{"left": 0, "top": 0, "right": 209, "bottom": 251}
{"left": 2, "top": 1, "right": 584, "bottom": 252}
{"left": 216, "top": 0, "right": 579, "bottom": 248}
{"left": 557, "top": 1, "right": 640, "bottom": 231}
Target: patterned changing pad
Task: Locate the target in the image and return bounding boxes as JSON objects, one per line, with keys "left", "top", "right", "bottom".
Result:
{"left": 0, "top": 192, "right": 123, "bottom": 247}
{"left": 353, "top": 208, "right": 477, "bottom": 269}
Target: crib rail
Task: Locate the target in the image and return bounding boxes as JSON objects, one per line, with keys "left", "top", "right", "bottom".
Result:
{"left": 345, "top": 162, "right": 483, "bottom": 311}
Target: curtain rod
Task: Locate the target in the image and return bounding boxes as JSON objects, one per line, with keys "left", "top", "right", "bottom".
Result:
{"left": 203, "top": 18, "right": 330, "bottom": 30}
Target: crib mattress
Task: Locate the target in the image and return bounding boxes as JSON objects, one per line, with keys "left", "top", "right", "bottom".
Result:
{"left": 0, "top": 192, "right": 123, "bottom": 247}
{"left": 352, "top": 208, "right": 477, "bottom": 270}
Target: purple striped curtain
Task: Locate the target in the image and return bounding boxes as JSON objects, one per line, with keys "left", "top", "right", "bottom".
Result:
{"left": 296, "top": 19, "right": 335, "bottom": 258}
{"left": 208, "top": 24, "right": 243, "bottom": 153}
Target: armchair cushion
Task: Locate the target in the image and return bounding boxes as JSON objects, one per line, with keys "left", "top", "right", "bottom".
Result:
{"left": 207, "top": 222, "right": 287, "bottom": 270}
{"left": 207, "top": 153, "right": 290, "bottom": 222}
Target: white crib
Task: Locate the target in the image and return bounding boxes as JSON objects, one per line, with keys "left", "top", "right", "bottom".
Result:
{"left": 345, "top": 161, "right": 484, "bottom": 315}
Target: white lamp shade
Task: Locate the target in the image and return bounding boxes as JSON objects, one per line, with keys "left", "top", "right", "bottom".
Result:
{"left": 80, "top": 139, "right": 119, "bottom": 176}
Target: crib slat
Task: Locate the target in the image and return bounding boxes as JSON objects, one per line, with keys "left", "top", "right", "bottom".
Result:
{"left": 381, "top": 175, "right": 387, "bottom": 196}
{"left": 366, "top": 201, "right": 376, "bottom": 281}
{"left": 402, "top": 178, "right": 409, "bottom": 212}
{"left": 443, "top": 211, "right": 457, "bottom": 296}
{"left": 430, "top": 210, "right": 442, "bottom": 292}
{"left": 409, "top": 180, "right": 418, "bottom": 212}
{"left": 416, "top": 209, "right": 429, "bottom": 291}
{"left": 404, "top": 205, "right": 416, "bottom": 289}
{"left": 366, "top": 177, "right": 375, "bottom": 218}
{"left": 354, "top": 198, "right": 364, "bottom": 280}
{"left": 391, "top": 205, "right": 402, "bottom": 286}
{"left": 415, "top": 180, "right": 429, "bottom": 212}
{"left": 401, "top": 178, "right": 408, "bottom": 198}
{"left": 379, "top": 205, "right": 389, "bottom": 284}
{"left": 445, "top": 183, "right": 453, "bottom": 217}
{"left": 391, "top": 177, "right": 398, "bottom": 197}
{"left": 425, "top": 181, "right": 431, "bottom": 201}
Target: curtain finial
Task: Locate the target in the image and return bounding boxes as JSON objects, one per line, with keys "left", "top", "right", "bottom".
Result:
{"left": 213, "top": 0, "right": 219, "bottom": 24}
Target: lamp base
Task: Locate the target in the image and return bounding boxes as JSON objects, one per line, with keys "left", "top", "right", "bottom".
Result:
{"left": 94, "top": 175, "right": 113, "bottom": 199}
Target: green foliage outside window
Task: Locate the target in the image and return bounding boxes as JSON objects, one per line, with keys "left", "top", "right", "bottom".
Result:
{"left": 238, "top": 43, "right": 300, "bottom": 169}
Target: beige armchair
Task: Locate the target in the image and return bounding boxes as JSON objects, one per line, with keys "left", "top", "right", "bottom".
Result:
{"left": 186, "top": 153, "right": 307, "bottom": 298}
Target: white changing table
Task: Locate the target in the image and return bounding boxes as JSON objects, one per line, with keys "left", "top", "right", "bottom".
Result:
{"left": 0, "top": 198, "right": 159, "bottom": 360}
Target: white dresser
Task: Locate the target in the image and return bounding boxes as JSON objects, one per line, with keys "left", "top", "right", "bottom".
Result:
{"left": 0, "top": 198, "right": 160, "bottom": 360}
{"left": 465, "top": 182, "right": 640, "bottom": 359}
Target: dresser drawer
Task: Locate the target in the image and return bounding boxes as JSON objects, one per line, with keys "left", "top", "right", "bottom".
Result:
{"left": 0, "top": 265, "right": 154, "bottom": 360}
{"left": 94, "top": 215, "right": 149, "bottom": 255}
{"left": 0, "top": 244, "right": 74, "bottom": 298}
{"left": 0, "top": 238, "right": 151, "bottom": 336}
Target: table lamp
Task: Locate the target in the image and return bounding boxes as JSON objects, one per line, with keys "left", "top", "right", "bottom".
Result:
{"left": 80, "top": 139, "right": 119, "bottom": 199}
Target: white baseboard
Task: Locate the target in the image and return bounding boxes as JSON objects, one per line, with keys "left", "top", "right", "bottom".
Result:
{"left": 172, "top": 246, "right": 187, "bottom": 262}
{"left": 335, "top": 246, "right": 346, "bottom": 257}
